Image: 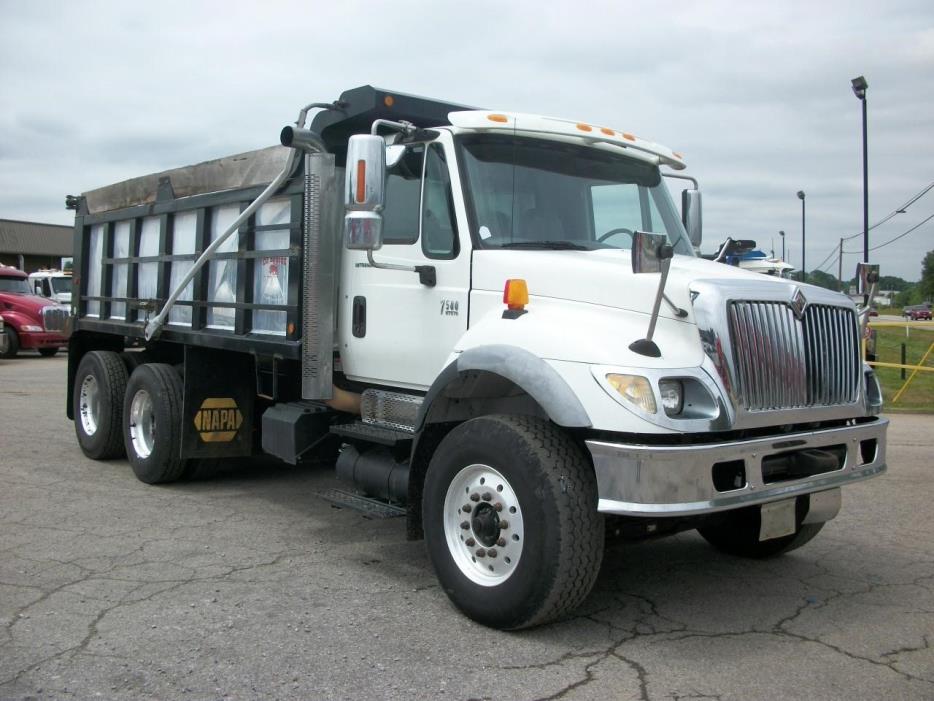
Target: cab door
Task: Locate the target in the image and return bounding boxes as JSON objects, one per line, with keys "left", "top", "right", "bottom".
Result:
{"left": 338, "top": 137, "right": 470, "bottom": 390}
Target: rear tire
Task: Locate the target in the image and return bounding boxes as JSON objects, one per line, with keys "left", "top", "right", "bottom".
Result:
{"left": 38, "top": 347, "right": 59, "bottom": 357}
{"left": 698, "top": 501, "right": 825, "bottom": 558}
{"left": 423, "top": 415, "right": 604, "bottom": 629}
{"left": 73, "top": 351, "right": 128, "bottom": 459}
{"left": 123, "top": 363, "right": 187, "bottom": 484}
{"left": 1, "top": 327, "right": 19, "bottom": 358}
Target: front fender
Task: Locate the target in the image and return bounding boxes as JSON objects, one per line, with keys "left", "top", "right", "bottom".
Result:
{"left": 416, "top": 344, "right": 591, "bottom": 429}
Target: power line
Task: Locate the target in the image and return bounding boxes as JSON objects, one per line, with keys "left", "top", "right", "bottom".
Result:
{"left": 841, "top": 181, "right": 934, "bottom": 241}
{"left": 842, "top": 212, "right": 934, "bottom": 254}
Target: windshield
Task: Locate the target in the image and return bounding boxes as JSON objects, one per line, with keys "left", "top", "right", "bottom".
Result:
{"left": 458, "top": 134, "right": 693, "bottom": 255}
{"left": 0, "top": 276, "right": 31, "bottom": 294}
{"left": 51, "top": 277, "right": 71, "bottom": 294}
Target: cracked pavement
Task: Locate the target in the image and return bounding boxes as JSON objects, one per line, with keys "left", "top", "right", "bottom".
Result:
{"left": 1, "top": 354, "right": 932, "bottom": 700}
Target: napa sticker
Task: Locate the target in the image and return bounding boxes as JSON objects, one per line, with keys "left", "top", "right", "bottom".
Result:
{"left": 194, "top": 398, "right": 243, "bottom": 443}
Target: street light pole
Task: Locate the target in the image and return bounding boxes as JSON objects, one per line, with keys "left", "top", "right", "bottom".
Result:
{"left": 797, "top": 191, "right": 806, "bottom": 283}
{"left": 779, "top": 230, "right": 785, "bottom": 261}
{"left": 852, "top": 75, "right": 869, "bottom": 303}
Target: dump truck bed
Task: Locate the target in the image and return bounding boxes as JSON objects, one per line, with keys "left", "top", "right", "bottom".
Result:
{"left": 72, "top": 146, "right": 308, "bottom": 358}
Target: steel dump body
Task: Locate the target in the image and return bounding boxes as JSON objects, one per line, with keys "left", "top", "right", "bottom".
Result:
{"left": 73, "top": 147, "right": 306, "bottom": 359}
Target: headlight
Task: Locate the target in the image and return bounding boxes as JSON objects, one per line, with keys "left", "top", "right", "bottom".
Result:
{"left": 658, "top": 379, "right": 684, "bottom": 416}
{"left": 21, "top": 325, "right": 43, "bottom": 332}
{"left": 606, "top": 374, "right": 656, "bottom": 414}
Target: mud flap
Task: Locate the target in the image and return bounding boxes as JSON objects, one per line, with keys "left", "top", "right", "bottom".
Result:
{"left": 181, "top": 346, "right": 254, "bottom": 459}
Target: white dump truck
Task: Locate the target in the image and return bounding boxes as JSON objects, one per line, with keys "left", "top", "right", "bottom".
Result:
{"left": 65, "top": 85, "right": 887, "bottom": 629}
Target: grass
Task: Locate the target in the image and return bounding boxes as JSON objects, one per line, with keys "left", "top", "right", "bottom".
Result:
{"left": 869, "top": 322, "right": 934, "bottom": 412}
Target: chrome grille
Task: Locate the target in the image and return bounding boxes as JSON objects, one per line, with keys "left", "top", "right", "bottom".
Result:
{"left": 727, "top": 301, "right": 859, "bottom": 411}
{"left": 42, "top": 305, "right": 70, "bottom": 332}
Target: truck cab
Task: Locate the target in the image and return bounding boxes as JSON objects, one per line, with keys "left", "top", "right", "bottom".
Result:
{"left": 28, "top": 269, "right": 73, "bottom": 304}
{"left": 0, "top": 265, "right": 70, "bottom": 358}
{"left": 65, "top": 86, "right": 888, "bottom": 629}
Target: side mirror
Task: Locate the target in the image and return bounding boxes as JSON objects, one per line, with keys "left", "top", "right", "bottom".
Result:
{"left": 682, "top": 189, "right": 702, "bottom": 248}
{"left": 344, "top": 134, "right": 386, "bottom": 251}
{"left": 856, "top": 262, "right": 880, "bottom": 295}
{"left": 631, "top": 231, "right": 673, "bottom": 274}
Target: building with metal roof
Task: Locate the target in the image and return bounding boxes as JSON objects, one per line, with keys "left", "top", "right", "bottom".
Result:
{"left": 0, "top": 218, "right": 73, "bottom": 271}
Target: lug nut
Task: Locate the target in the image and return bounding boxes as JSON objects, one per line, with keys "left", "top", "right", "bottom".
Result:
{"left": 481, "top": 493, "right": 492, "bottom": 502}
{"left": 487, "top": 549, "right": 497, "bottom": 558}
{"left": 460, "top": 521, "right": 469, "bottom": 530}
{"left": 494, "top": 503, "right": 503, "bottom": 512}
{"left": 497, "top": 538, "right": 506, "bottom": 547}
{"left": 462, "top": 504, "right": 472, "bottom": 513}
{"left": 465, "top": 537, "right": 476, "bottom": 547}
{"left": 470, "top": 493, "right": 480, "bottom": 502}
{"left": 499, "top": 520, "right": 508, "bottom": 529}
{"left": 475, "top": 549, "right": 486, "bottom": 558}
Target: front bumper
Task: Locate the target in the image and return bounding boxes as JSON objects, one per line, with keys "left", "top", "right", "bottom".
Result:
{"left": 587, "top": 418, "right": 887, "bottom": 517}
{"left": 18, "top": 331, "right": 68, "bottom": 349}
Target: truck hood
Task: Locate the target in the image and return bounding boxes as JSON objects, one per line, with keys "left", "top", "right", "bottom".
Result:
{"left": 0, "top": 292, "right": 61, "bottom": 318}
{"left": 472, "top": 249, "right": 810, "bottom": 322}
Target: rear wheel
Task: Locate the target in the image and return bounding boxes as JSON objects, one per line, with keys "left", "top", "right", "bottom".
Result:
{"left": 423, "top": 415, "right": 604, "bottom": 629}
{"left": 73, "top": 351, "right": 128, "bottom": 459}
{"left": 38, "top": 347, "right": 59, "bottom": 357}
{"left": 123, "top": 363, "right": 187, "bottom": 484}
{"left": 1, "top": 327, "right": 18, "bottom": 358}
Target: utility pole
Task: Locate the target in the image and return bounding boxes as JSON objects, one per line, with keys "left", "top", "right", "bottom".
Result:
{"left": 838, "top": 238, "right": 844, "bottom": 292}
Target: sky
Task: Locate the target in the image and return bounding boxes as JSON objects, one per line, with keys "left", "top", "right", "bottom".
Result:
{"left": 1, "top": 0, "right": 932, "bottom": 281}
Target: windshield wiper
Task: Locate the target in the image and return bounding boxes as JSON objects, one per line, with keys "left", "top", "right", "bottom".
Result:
{"left": 498, "top": 240, "right": 590, "bottom": 251}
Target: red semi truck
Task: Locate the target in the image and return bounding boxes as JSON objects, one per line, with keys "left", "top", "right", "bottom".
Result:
{"left": 0, "top": 265, "right": 71, "bottom": 358}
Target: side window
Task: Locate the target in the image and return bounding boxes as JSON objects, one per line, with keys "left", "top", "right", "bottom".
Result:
{"left": 591, "top": 183, "right": 643, "bottom": 237}
{"left": 43, "top": 279, "right": 52, "bottom": 297}
{"left": 421, "top": 143, "right": 459, "bottom": 259}
{"left": 382, "top": 144, "right": 424, "bottom": 244}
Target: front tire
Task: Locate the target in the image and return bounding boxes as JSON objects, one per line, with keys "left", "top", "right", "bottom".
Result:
{"left": 423, "top": 415, "right": 603, "bottom": 629}
{"left": 698, "top": 501, "right": 825, "bottom": 558}
{"left": 1, "top": 327, "right": 19, "bottom": 358}
{"left": 73, "top": 351, "right": 128, "bottom": 459}
{"left": 123, "top": 363, "right": 187, "bottom": 484}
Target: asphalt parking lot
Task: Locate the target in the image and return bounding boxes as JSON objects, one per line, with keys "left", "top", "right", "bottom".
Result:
{"left": 1, "top": 353, "right": 932, "bottom": 700}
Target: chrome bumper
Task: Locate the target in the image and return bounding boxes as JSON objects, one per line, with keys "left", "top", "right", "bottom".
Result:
{"left": 587, "top": 418, "right": 887, "bottom": 517}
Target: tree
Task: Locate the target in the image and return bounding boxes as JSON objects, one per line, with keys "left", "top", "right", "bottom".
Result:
{"left": 807, "top": 269, "right": 840, "bottom": 291}
{"left": 920, "top": 250, "right": 934, "bottom": 302}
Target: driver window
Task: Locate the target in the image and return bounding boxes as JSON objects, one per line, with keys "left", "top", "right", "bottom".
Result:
{"left": 421, "top": 143, "right": 459, "bottom": 259}
{"left": 382, "top": 144, "right": 425, "bottom": 244}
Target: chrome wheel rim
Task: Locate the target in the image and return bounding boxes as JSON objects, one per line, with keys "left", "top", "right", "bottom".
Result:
{"left": 443, "top": 464, "right": 525, "bottom": 586}
{"left": 128, "top": 389, "right": 155, "bottom": 459}
{"left": 78, "top": 375, "right": 100, "bottom": 436}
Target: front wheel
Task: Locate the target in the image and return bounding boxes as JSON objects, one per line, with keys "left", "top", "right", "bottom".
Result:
{"left": 423, "top": 415, "right": 604, "bottom": 629}
{"left": 698, "top": 501, "right": 825, "bottom": 558}
{"left": 123, "top": 363, "right": 187, "bottom": 484}
{"left": 1, "top": 327, "right": 18, "bottom": 359}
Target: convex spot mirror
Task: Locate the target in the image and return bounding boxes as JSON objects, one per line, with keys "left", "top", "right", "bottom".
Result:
{"left": 856, "top": 262, "right": 880, "bottom": 296}
{"left": 631, "top": 231, "right": 674, "bottom": 274}
{"left": 681, "top": 189, "right": 702, "bottom": 248}
{"left": 344, "top": 134, "right": 386, "bottom": 250}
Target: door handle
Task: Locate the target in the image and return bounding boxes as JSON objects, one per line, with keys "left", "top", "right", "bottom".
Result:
{"left": 352, "top": 296, "right": 366, "bottom": 338}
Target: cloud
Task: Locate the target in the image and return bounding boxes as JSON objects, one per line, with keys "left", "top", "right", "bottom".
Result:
{"left": 1, "top": 0, "right": 932, "bottom": 280}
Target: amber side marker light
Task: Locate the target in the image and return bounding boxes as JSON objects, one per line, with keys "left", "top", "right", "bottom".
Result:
{"left": 384, "top": 95, "right": 395, "bottom": 107}
{"left": 355, "top": 160, "right": 366, "bottom": 203}
{"left": 502, "top": 279, "right": 529, "bottom": 319}
{"left": 488, "top": 114, "right": 509, "bottom": 123}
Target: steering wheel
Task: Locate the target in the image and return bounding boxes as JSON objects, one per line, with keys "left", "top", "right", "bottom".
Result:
{"left": 597, "top": 227, "right": 634, "bottom": 244}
